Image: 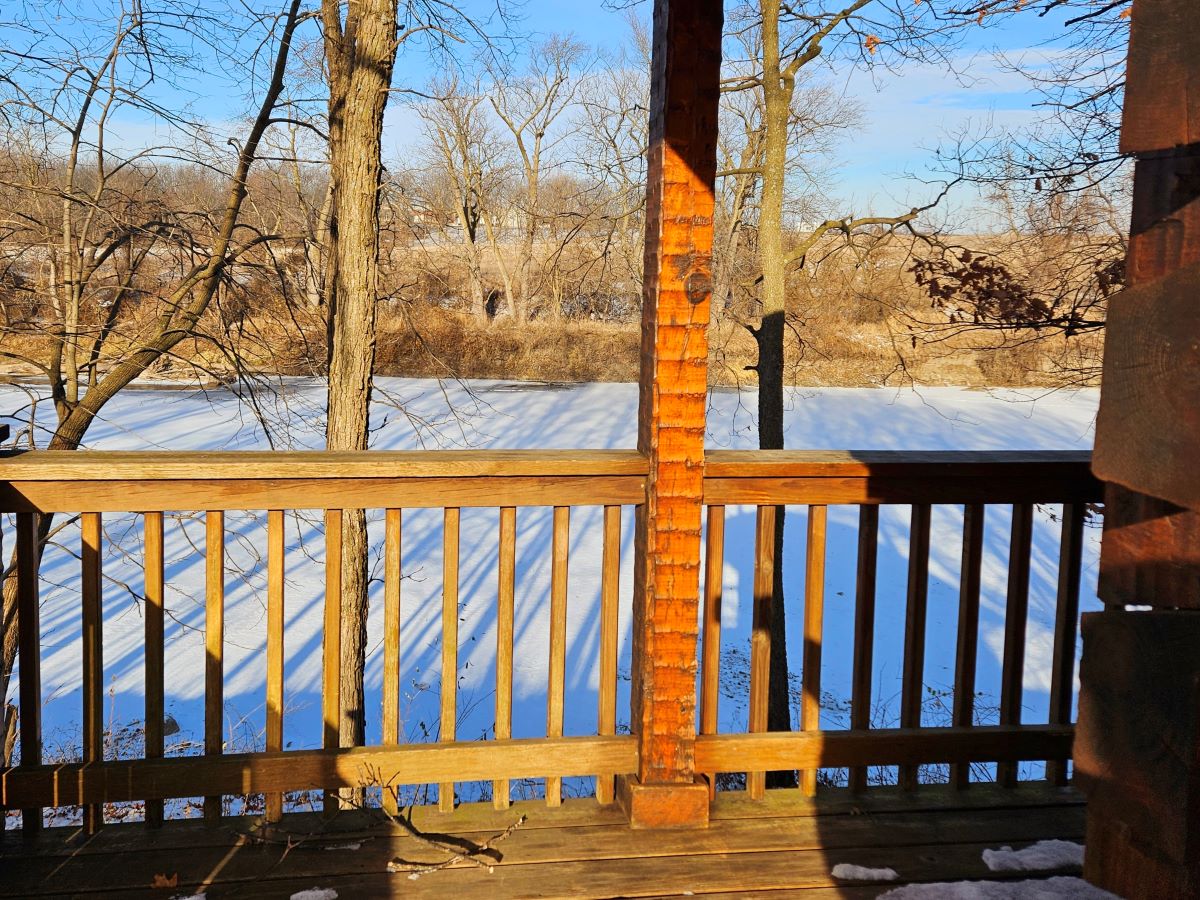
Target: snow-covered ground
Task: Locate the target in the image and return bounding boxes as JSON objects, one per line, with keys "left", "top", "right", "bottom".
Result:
{"left": 3, "top": 379, "right": 1100, "bottom": 797}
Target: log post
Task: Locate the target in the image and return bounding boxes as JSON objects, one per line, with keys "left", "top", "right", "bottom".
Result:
{"left": 620, "top": 0, "right": 722, "bottom": 829}
{"left": 1079, "top": 0, "right": 1200, "bottom": 895}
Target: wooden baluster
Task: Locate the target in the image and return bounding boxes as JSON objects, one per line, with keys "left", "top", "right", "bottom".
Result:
{"left": 597, "top": 505, "right": 621, "bottom": 806}
{"left": 1047, "top": 503, "right": 1086, "bottom": 786}
{"left": 998, "top": 502, "right": 1034, "bottom": 788}
{"left": 204, "top": 510, "right": 224, "bottom": 825}
{"left": 849, "top": 504, "right": 879, "bottom": 794}
{"left": 546, "top": 506, "right": 570, "bottom": 807}
{"left": 81, "top": 512, "right": 103, "bottom": 834}
{"left": 380, "top": 508, "right": 402, "bottom": 816}
{"left": 494, "top": 507, "right": 516, "bottom": 810}
{"left": 323, "top": 509, "right": 342, "bottom": 815}
{"left": 900, "top": 503, "right": 931, "bottom": 792}
{"left": 699, "top": 505, "right": 725, "bottom": 798}
{"left": 439, "top": 507, "right": 459, "bottom": 813}
{"left": 748, "top": 504, "right": 776, "bottom": 800}
{"left": 951, "top": 503, "right": 985, "bottom": 789}
{"left": 16, "top": 512, "right": 42, "bottom": 835}
{"left": 265, "top": 509, "right": 285, "bottom": 822}
{"left": 143, "top": 512, "right": 165, "bottom": 829}
{"left": 800, "top": 505, "right": 827, "bottom": 797}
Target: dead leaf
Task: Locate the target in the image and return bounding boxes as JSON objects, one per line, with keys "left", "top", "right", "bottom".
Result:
{"left": 1119, "top": 6, "right": 1132, "bottom": 17}
{"left": 865, "top": 35, "right": 881, "bottom": 55}
{"left": 151, "top": 873, "right": 179, "bottom": 889}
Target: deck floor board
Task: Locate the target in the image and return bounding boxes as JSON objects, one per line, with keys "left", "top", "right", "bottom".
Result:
{"left": 1, "top": 784, "right": 1088, "bottom": 898}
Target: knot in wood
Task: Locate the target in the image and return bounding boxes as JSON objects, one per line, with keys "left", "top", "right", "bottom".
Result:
{"left": 685, "top": 271, "right": 712, "bottom": 305}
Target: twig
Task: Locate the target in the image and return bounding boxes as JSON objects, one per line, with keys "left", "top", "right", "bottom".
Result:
{"left": 386, "top": 812, "right": 527, "bottom": 879}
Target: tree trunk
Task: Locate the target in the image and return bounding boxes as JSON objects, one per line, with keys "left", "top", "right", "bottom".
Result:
{"left": 0, "top": 0, "right": 304, "bottom": 763}
{"left": 322, "top": 0, "right": 398, "bottom": 750}
{"left": 757, "top": 0, "right": 796, "bottom": 788}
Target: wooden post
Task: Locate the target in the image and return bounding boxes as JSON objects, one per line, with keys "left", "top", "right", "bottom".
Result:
{"left": 619, "top": 0, "right": 722, "bottom": 830}
{"left": 1078, "top": 1, "right": 1200, "bottom": 895}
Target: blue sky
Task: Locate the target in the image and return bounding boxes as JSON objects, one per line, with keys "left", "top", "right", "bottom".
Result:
{"left": 9, "top": 0, "right": 1105, "bottom": 221}
{"left": 379, "top": 0, "right": 1100, "bottom": 218}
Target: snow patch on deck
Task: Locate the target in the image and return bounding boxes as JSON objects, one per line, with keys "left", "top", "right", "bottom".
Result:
{"left": 880, "top": 876, "right": 1119, "bottom": 898}
{"left": 832, "top": 863, "right": 901, "bottom": 881}
{"left": 983, "top": 840, "right": 1085, "bottom": 872}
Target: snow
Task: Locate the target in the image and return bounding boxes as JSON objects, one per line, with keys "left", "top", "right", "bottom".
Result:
{"left": 2, "top": 379, "right": 1101, "bottom": 802}
{"left": 983, "top": 840, "right": 1086, "bottom": 872}
{"left": 290, "top": 890, "right": 338, "bottom": 900}
{"left": 880, "top": 876, "right": 1119, "bottom": 899}
{"left": 832, "top": 863, "right": 900, "bottom": 881}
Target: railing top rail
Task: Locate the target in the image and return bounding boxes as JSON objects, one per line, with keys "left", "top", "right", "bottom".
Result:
{"left": 704, "top": 450, "right": 1099, "bottom": 506}
{"left": 705, "top": 449, "right": 1095, "bottom": 478}
{"left": 0, "top": 447, "right": 1093, "bottom": 482}
{"left": 0, "top": 449, "right": 649, "bottom": 481}
{"left": 0, "top": 448, "right": 1100, "bottom": 511}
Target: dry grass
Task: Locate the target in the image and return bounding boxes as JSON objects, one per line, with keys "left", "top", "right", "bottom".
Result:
{"left": 0, "top": 291, "right": 1100, "bottom": 390}
{"left": 376, "top": 306, "right": 641, "bottom": 382}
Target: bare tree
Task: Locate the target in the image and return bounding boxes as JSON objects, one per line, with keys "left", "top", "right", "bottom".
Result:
{"left": 573, "top": 17, "right": 651, "bottom": 317}
{"left": 909, "top": 0, "right": 1132, "bottom": 382}
{"left": 415, "top": 74, "right": 511, "bottom": 321}
{"left": 320, "top": 0, "right": 399, "bottom": 751}
{"left": 0, "top": 0, "right": 307, "bottom": 752}
{"left": 321, "top": 0, "right": 507, "bottom": 753}
{"left": 719, "top": 0, "right": 975, "bottom": 775}
{"left": 486, "top": 35, "right": 588, "bottom": 322}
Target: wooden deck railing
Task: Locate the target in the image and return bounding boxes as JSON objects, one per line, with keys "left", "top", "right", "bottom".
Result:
{"left": 697, "top": 450, "right": 1100, "bottom": 799}
{"left": 0, "top": 448, "right": 1101, "bottom": 835}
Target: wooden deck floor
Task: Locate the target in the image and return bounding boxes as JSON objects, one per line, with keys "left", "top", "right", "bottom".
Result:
{"left": 2, "top": 784, "right": 1087, "bottom": 898}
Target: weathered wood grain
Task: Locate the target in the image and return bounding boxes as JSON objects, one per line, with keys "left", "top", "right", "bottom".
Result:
{"left": 1076, "top": 611, "right": 1200, "bottom": 893}
{"left": 597, "top": 504, "right": 621, "bottom": 805}
{"left": 695, "top": 725, "right": 1074, "bottom": 773}
{"left": 16, "top": 512, "right": 41, "bottom": 834}
{"left": 204, "top": 510, "right": 224, "bottom": 824}
{"left": 80, "top": 512, "right": 103, "bottom": 834}
{"left": 900, "top": 503, "right": 931, "bottom": 791}
{"left": 546, "top": 505, "right": 569, "bottom": 807}
{"left": 849, "top": 504, "right": 878, "bottom": 794}
{"left": 322, "top": 509, "right": 342, "bottom": 815}
{"left": 748, "top": 504, "right": 777, "bottom": 800}
{"left": 1119, "top": 0, "right": 1200, "bottom": 154}
{"left": 1047, "top": 503, "right": 1085, "bottom": 786}
{"left": 1097, "top": 145, "right": 1200, "bottom": 608}
{"left": 700, "top": 504, "right": 725, "bottom": 797}
{"left": 998, "top": 503, "right": 1033, "bottom": 788}
{"left": 0, "top": 802, "right": 1085, "bottom": 899}
{"left": 0, "top": 475, "right": 644, "bottom": 513}
{"left": 142, "top": 511, "right": 164, "bottom": 829}
{"left": 626, "top": 0, "right": 722, "bottom": 816}
{"left": 799, "top": 505, "right": 826, "bottom": 797}
{"left": 440, "top": 507, "right": 459, "bottom": 814}
{"left": 494, "top": 505, "right": 516, "bottom": 810}
{"left": 1, "top": 735, "right": 638, "bottom": 808}
{"left": 1095, "top": 262, "right": 1200, "bottom": 511}
{"left": 0, "top": 449, "right": 648, "bottom": 480}
{"left": 951, "top": 503, "right": 985, "bottom": 790}
{"left": 265, "top": 508, "right": 285, "bottom": 822}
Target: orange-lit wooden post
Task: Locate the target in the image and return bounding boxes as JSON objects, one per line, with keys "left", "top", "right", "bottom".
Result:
{"left": 1076, "top": 0, "right": 1200, "bottom": 895}
{"left": 619, "top": 0, "right": 722, "bottom": 829}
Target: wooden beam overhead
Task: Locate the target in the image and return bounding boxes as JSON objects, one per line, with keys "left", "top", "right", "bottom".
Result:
{"left": 1119, "top": 0, "right": 1200, "bottom": 155}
